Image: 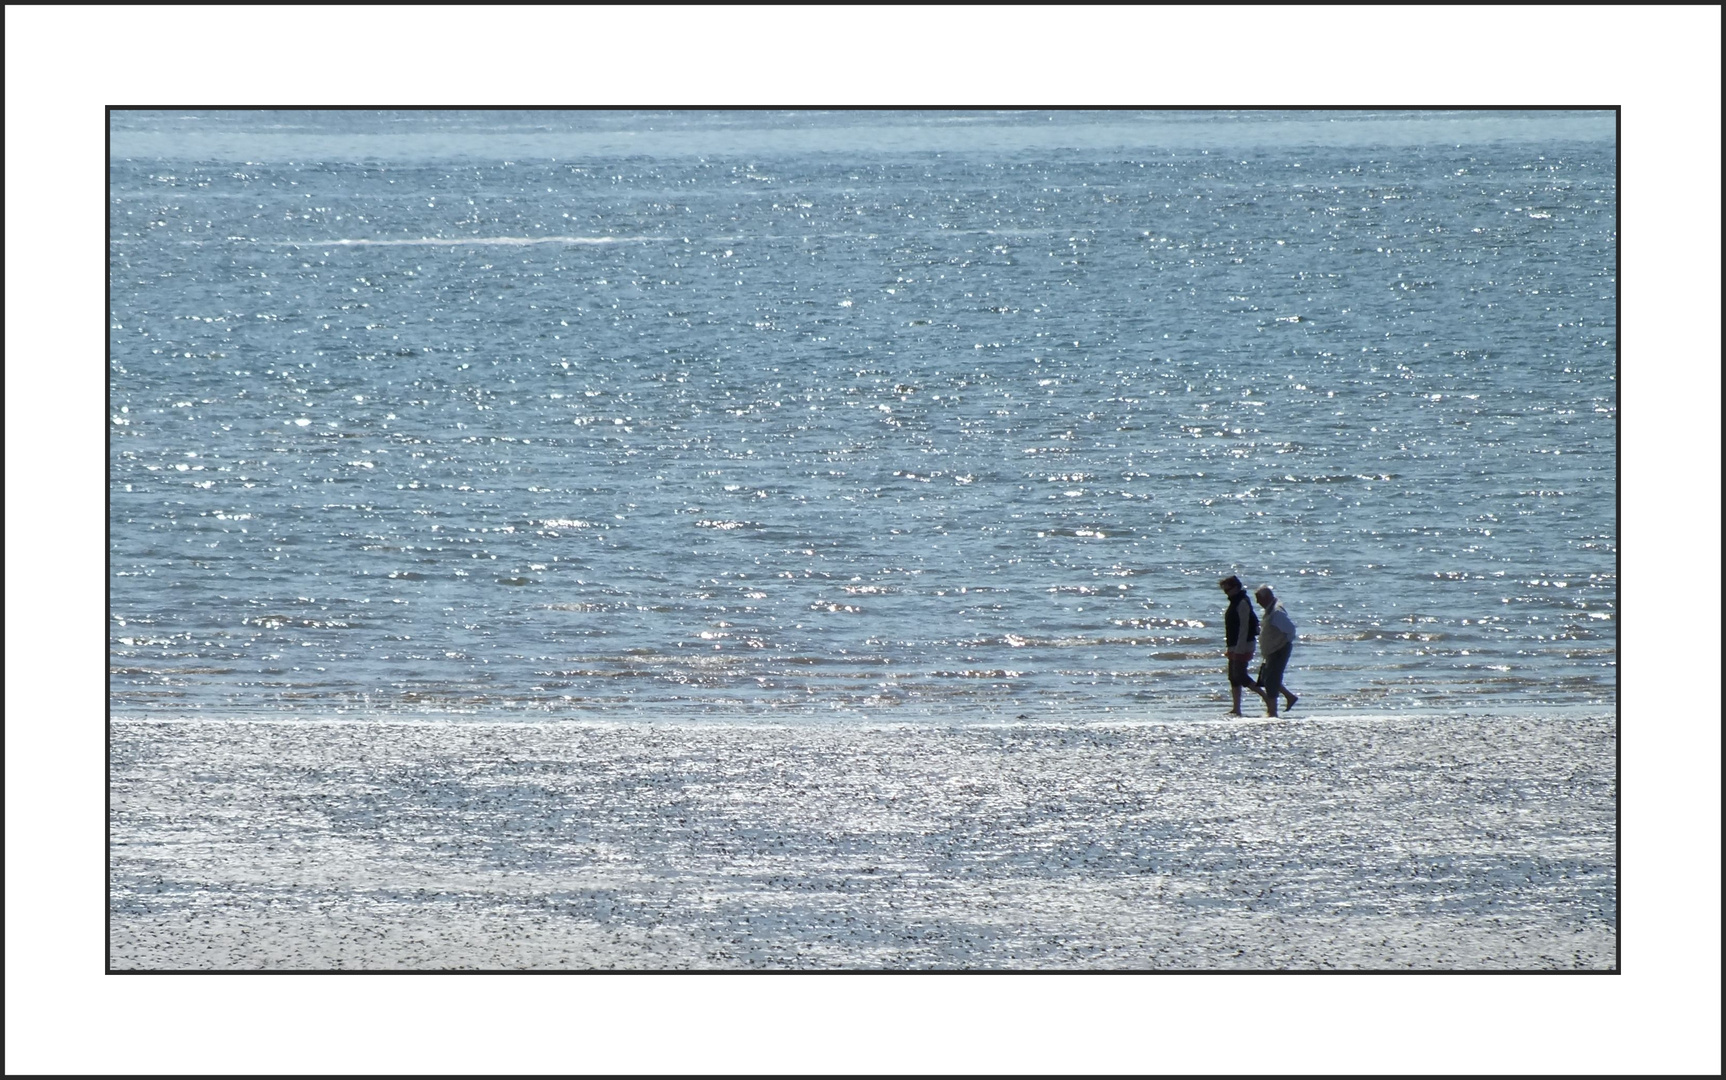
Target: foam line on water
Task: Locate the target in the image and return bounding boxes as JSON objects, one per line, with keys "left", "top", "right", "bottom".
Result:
{"left": 171, "top": 235, "right": 654, "bottom": 248}
{"left": 297, "top": 235, "right": 647, "bottom": 247}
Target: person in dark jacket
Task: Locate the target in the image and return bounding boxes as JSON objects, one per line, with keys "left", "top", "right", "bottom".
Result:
{"left": 1218, "top": 575, "right": 1265, "bottom": 716}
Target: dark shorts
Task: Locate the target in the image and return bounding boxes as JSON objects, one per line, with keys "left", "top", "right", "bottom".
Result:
{"left": 1257, "top": 644, "right": 1292, "bottom": 694}
{"left": 1226, "top": 651, "right": 1254, "bottom": 684}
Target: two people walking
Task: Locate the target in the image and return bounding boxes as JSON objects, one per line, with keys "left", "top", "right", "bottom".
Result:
{"left": 1219, "top": 575, "right": 1298, "bottom": 717}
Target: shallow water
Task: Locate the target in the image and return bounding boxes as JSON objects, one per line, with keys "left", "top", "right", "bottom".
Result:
{"left": 109, "top": 110, "right": 1617, "bottom": 722}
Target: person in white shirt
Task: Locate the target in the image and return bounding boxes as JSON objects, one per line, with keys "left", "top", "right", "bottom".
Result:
{"left": 1252, "top": 585, "right": 1298, "bottom": 716}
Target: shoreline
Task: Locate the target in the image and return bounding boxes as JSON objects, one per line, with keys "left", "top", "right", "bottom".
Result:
{"left": 110, "top": 710, "right": 1617, "bottom": 970}
{"left": 108, "top": 700, "right": 1618, "bottom": 727}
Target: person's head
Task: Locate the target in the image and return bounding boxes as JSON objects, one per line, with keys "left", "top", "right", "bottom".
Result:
{"left": 1255, "top": 585, "right": 1275, "bottom": 607}
{"left": 1218, "top": 575, "right": 1242, "bottom": 596}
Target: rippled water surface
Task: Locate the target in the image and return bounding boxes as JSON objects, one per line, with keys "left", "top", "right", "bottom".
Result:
{"left": 109, "top": 110, "right": 1617, "bottom": 721}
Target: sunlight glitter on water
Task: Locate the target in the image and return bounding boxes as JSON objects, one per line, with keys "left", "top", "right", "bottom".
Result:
{"left": 109, "top": 110, "right": 1616, "bottom": 722}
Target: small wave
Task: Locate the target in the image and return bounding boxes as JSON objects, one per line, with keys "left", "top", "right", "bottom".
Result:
{"left": 1113, "top": 617, "right": 1207, "bottom": 630}
{"left": 244, "top": 615, "right": 356, "bottom": 629}
{"left": 291, "top": 236, "right": 646, "bottom": 248}
{"left": 695, "top": 520, "right": 757, "bottom": 530}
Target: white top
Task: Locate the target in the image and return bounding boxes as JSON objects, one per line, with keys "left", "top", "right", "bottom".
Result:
{"left": 1258, "top": 602, "right": 1297, "bottom": 654}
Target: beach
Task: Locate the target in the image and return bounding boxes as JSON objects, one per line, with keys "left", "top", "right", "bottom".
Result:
{"left": 110, "top": 711, "right": 1617, "bottom": 970}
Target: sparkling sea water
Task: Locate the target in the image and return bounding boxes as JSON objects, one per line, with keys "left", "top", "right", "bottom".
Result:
{"left": 108, "top": 110, "right": 1617, "bottom": 722}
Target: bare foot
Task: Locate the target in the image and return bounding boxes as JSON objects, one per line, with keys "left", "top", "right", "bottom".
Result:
{"left": 1284, "top": 695, "right": 1297, "bottom": 713}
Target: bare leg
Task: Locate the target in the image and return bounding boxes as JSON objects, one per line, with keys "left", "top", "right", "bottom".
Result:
{"left": 1228, "top": 655, "right": 1262, "bottom": 716}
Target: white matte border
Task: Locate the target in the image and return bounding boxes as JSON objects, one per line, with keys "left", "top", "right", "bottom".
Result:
{"left": 5, "top": 5, "right": 1719, "bottom": 1076}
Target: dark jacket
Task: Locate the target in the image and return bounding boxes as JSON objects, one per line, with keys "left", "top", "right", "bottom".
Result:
{"left": 1224, "top": 591, "right": 1259, "bottom": 652}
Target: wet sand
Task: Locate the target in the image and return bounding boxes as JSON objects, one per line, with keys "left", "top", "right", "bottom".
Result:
{"left": 109, "top": 712, "right": 1617, "bottom": 970}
